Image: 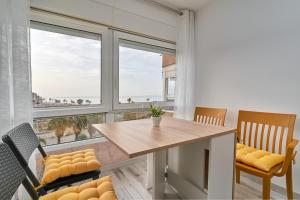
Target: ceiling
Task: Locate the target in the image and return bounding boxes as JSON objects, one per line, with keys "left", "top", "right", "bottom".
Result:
{"left": 155, "top": 0, "right": 211, "bottom": 11}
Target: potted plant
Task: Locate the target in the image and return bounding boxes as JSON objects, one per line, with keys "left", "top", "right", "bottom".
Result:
{"left": 149, "top": 104, "right": 165, "bottom": 127}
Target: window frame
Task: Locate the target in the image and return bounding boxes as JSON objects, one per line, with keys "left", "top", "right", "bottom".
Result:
{"left": 30, "top": 11, "right": 112, "bottom": 118}
{"left": 112, "top": 31, "right": 176, "bottom": 110}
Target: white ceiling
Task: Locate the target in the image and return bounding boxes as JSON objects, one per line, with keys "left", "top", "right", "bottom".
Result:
{"left": 156, "top": 0, "right": 211, "bottom": 11}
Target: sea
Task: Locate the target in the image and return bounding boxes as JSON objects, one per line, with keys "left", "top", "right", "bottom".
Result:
{"left": 42, "top": 95, "right": 164, "bottom": 104}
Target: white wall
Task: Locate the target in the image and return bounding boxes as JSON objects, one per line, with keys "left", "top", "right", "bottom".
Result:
{"left": 195, "top": 0, "right": 300, "bottom": 193}
{"left": 30, "top": 0, "right": 177, "bottom": 41}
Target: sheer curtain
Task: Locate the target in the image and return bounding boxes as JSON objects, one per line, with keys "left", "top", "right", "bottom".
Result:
{"left": 0, "top": 0, "right": 32, "bottom": 136}
{"left": 174, "top": 10, "right": 196, "bottom": 120}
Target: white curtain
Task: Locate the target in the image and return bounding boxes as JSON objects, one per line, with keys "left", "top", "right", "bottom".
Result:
{"left": 174, "top": 10, "right": 196, "bottom": 120}
{"left": 0, "top": 0, "right": 32, "bottom": 136}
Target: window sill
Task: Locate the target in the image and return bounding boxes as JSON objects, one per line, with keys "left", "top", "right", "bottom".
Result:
{"left": 33, "top": 105, "right": 109, "bottom": 118}
{"left": 43, "top": 137, "right": 107, "bottom": 152}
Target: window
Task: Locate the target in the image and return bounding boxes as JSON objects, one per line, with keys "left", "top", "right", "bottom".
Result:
{"left": 162, "top": 54, "right": 176, "bottom": 101}
{"left": 166, "top": 77, "right": 176, "bottom": 101}
{"left": 30, "top": 18, "right": 176, "bottom": 146}
{"left": 116, "top": 38, "right": 176, "bottom": 107}
{"left": 33, "top": 113, "right": 105, "bottom": 146}
{"left": 114, "top": 110, "right": 151, "bottom": 122}
{"left": 30, "top": 22, "right": 101, "bottom": 108}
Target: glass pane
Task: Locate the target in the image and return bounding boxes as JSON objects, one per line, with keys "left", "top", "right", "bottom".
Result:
{"left": 31, "top": 25, "right": 101, "bottom": 108}
{"left": 33, "top": 113, "right": 105, "bottom": 146}
{"left": 167, "top": 77, "right": 176, "bottom": 101}
{"left": 119, "top": 42, "right": 176, "bottom": 104}
{"left": 114, "top": 111, "right": 151, "bottom": 122}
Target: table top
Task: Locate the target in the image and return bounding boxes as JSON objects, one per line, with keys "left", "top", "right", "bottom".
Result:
{"left": 93, "top": 117, "right": 236, "bottom": 158}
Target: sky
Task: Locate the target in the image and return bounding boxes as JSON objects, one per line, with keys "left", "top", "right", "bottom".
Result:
{"left": 31, "top": 29, "right": 163, "bottom": 103}
{"left": 30, "top": 28, "right": 164, "bottom": 103}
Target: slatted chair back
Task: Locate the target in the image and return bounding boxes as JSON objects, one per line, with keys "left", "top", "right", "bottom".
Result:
{"left": 237, "top": 110, "right": 296, "bottom": 154}
{"left": 0, "top": 142, "right": 38, "bottom": 200}
{"left": 194, "top": 107, "right": 227, "bottom": 126}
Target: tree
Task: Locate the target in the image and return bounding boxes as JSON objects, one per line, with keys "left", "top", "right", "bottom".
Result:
{"left": 55, "top": 99, "right": 61, "bottom": 104}
{"left": 86, "top": 114, "right": 100, "bottom": 138}
{"left": 85, "top": 99, "right": 91, "bottom": 104}
{"left": 70, "top": 116, "right": 87, "bottom": 141}
{"left": 87, "top": 124, "right": 96, "bottom": 138}
{"left": 77, "top": 99, "right": 84, "bottom": 105}
{"left": 48, "top": 117, "right": 70, "bottom": 144}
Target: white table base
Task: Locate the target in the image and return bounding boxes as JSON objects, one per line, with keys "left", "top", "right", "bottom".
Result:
{"left": 147, "top": 132, "right": 236, "bottom": 199}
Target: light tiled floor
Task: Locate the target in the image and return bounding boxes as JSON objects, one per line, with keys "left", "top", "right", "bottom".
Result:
{"left": 103, "top": 160, "right": 293, "bottom": 200}
{"left": 37, "top": 142, "right": 299, "bottom": 199}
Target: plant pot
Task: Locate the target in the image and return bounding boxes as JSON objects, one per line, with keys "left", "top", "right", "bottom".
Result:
{"left": 152, "top": 116, "right": 162, "bottom": 127}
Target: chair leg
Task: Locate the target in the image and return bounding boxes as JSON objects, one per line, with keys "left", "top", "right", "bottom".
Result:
{"left": 262, "top": 177, "right": 271, "bottom": 200}
{"left": 286, "top": 164, "right": 293, "bottom": 200}
{"left": 236, "top": 168, "right": 240, "bottom": 184}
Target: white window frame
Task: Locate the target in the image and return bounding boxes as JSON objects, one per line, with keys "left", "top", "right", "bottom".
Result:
{"left": 113, "top": 31, "right": 176, "bottom": 110}
{"left": 30, "top": 10, "right": 113, "bottom": 118}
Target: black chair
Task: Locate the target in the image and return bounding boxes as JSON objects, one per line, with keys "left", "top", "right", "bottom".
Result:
{"left": 0, "top": 142, "right": 40, "bottom": 200}
{"left": 2, "top": 123, "right": 101, "bottom": 195}
{"left": 0, "top": 142, "right": 117, "bottom": 200}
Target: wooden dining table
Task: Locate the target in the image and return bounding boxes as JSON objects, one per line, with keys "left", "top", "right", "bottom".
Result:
{"left": 93, "top": 116, "right": 236, "bottom": 199}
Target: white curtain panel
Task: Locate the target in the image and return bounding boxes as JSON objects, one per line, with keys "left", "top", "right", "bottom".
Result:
{"left": 174, "top": 10, "right": 196, "bottom": 120}
{"left": 0, "top": 0, "right": 32, "bottom": 136}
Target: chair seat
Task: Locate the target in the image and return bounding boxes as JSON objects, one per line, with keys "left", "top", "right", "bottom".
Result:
{"left": 236, "top": 143, "right": 285, "bottom": 172}
{"left": 41, "top": 149, "right": 102, "bottom": 185}
{"left": 39, "top": 176, "right": 117, "bottom": 200}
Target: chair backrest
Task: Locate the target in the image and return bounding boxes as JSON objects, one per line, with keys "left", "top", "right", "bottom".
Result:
{"left": 0, "top": 142, "right": 38, "bottom": 200}
{"left": 194, "top": 106, "right": 227, "bottom": 126}
{"left": 2, "top": 123, "right": 40, "bottom": 163}
{"left": 2, "top": 123, "right": 47, "bottom": 187}
{"left": 237, "top": 110, "right": 296, "bottom": 154}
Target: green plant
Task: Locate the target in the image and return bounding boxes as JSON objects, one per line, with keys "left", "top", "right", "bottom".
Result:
{"left": 77, "top": 133, "right": 88, "bottom": 141}
{"left": 38, "top": 137, "right": 47, "bottom": 146}
{"left": 149, "top": 104, "right": 165, "bottom": 117}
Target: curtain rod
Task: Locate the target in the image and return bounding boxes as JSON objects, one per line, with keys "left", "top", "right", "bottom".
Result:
{"left": 30, "top": 7, "right": 176, "bottom": 45}
{"left": 145, "top": 0, "right": 183, "bottom": 15}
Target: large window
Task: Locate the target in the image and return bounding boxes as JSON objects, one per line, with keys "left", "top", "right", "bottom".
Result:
{"left": 118, "top": 39, "right": 176, "bottom": 105}
{"left": 31, "top": 22, "right": 101, "bottom": 108}
{"left": 30, "top": 19, "right": 176, "bottom": 146}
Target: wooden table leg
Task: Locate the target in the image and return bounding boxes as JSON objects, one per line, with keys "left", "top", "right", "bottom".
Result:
{"left": 152, "top": 149, "right": 167, "bottom": 199}
{"left": 208, "top": 132, "right": 236, "bottom": 199}
{"left": 146, "top": 153, "right": 153, "bottom": 189}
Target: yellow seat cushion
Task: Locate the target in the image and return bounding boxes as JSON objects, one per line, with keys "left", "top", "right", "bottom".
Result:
{"left": 39, "top": 176, "right": 117, "bottom": 200}
{"left": 41, "top": 149, "right": 102, "bottom": 185}
{"left": 236, "top": 143, "right": 285, "bottom": 172}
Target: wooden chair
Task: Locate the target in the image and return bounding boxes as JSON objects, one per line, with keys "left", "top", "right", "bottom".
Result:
{"left": 193, "top": 106, "right": 227, "bottom": 190}
{"left": 235, "top": 110, "right": 298, "bottom": 199}
{"left": 194, "top": 106, "right": 227, "bottom": 126}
